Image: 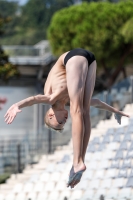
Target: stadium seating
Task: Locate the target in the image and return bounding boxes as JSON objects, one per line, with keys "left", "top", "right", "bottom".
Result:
{"left": 26, "top": 192, "right": 37, "bottom": 200}
{"left": 15, "top": 193, "right": 26, "bottom": 200}
{"left": 117, "top": 188, "right": 132, "bottom": 199}
{"left": 0, "top": 103, "right": 133, "bottom": 200}
{"left": 5, "top": 194, "right": 15, "bottom": 200}
{"left": 106, "top": 188, "right": 118, "bottom": 199}
{"left": 59, "top": 190, "right": 71, "bottom": 200}
{"left": 37, "top": 192, "right": 48, "bottom": 200}
{"left": 47, "top": 191, "right": 60, "bottom": 200}
{"left": 82, "top": 190, "right": 94, "bottom": 200}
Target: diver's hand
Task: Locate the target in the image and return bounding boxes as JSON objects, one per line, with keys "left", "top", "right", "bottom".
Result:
{"left": 4, "top": 104, "right": 21, "bottom": 124}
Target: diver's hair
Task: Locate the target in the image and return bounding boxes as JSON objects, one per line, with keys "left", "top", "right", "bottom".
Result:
{"left": 44, "top": 111, "right": 64, "bottom": 133}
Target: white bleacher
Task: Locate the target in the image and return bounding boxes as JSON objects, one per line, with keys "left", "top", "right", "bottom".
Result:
{"left": 98, "top": 160, "right": 110, "bottom": 169}
{"left": 47, "top": 191, "right": 60, "bottom": 200}
{"left": 70, "top": 189, "right": 83, "bottom": 200}
{"left": 112, "top": 178, "right": 126, "bottom": 188}
{"left": 37, "top": 192, "right": 48, "bottom": 200}
{"left": 5, "top": 194, "right": 15, "bottom": 200}
{"left": 43, "top": 182, "right": 55, "bottom": 192}
{"left": 34, "top": 182, "right": 44, "bottom": 193}
{"left": 104, "top": 169, "right": 117, "bottom": 179}
{"left": 89, "top": 179, "right": 100, "bottom": 189}
{"left": 93, "top": 189, "right": 106, "bottom": 199}
{"left": 85, "top": 152, "right": 92, "bottom": 161}
{"left": 55, "top": 181, "right": 66, "bottom": 191}
{"left": 76, "top": 180, "right": 89, "bottom": 190}
{"left": 12, "top": 183, "right": 23, "bottom": 194}
{"left": 60, "top": 171, "right": 68, "bottom": 181}
{"left": 93, "top": 169, "right": 105, "bottom": 179}
{"left": 117, "top": 188, "right": 132, "bottom": 199}
{"left": 59, "top": 190, "right": 71, "bottom": 200}
{"left": 0, "top": 195, "right": 4, "bottom": 200}
{"left": 102, "top": 151, "right": 115, "bottom": 160}
{"left": 106, "top": 188, "right": 118, "bottom": 199}
{"left": 101, "top": 178, "right": 112, "bottom": 189}
{"left": 82, "top": 169, "right": 94, "bottom": 180}
{"left": 91, "top": 152, "right": 102, "bottom": 161}
{"left": 50, "top": 171, "right": 61, "bottom": 181}
{"left": 15, "top": 193, "right": 26, "bottom": 200}
{"left": 39, "top": 172, "right": 50, "bottom": 182}
{"left": 26, "top": 192, "right": 37, "bottom": 200}
{"left": 86, "top": 161, "right": 98, "bottom": 170}
{"left": 55, "top": 163, "right": 66, "bottom": 172}
{"left": 82, "top": 190, "right": 94, "bottom": 200}
{"left": 23, "top": 183, "right": 33, "bottom": 193}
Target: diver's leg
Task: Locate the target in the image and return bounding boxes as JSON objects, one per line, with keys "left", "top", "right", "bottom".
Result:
{"left": 66, "top": 56, "right": 88, "bottom": 188}
{"left": 70, "top": 60, "right": 97, "bottom": 188}
{"left": 82, "top": 61, "right": 97, "bottom": 162}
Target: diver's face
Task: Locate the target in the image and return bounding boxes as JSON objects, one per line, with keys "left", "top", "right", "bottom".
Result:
{"left": 47, "top": 108, "right": 68, "bottom": 130}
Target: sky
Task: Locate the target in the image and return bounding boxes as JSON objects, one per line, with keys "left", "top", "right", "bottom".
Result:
{"left": 3, "top": 0, "right": 28, "bottom": 5}
{"left": 18, "top": 0, "right": 27, "bottom": 5}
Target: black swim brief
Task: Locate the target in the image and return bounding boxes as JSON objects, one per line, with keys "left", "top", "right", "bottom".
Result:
{"left": 64, "top": 48, "right": 95, "bottom": 66}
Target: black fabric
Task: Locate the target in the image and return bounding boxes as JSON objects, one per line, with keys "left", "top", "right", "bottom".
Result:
{"left": 64, "top": 48, "right": 95, "bottom": 66}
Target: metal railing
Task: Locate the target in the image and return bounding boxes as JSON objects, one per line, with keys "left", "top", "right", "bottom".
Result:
{"left": 3, "top": 46, "right": 51, "bottom": 57}
{"left": 2, "top": 40, "right": 55, "bottom": 65}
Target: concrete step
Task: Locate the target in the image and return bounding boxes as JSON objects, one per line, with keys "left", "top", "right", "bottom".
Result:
{"left": 0, "top": 184, "right": 13, "bottom": 193}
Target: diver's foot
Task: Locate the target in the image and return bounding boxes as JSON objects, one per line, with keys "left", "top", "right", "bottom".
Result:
{"left": 114, "top": 113, "right": 122, "bottom": 124}
{"left": 114, "top": 112, "right": 129, "bottom": 125}
{"left": 67, "top": 162, "right": 86, "bottom": 188}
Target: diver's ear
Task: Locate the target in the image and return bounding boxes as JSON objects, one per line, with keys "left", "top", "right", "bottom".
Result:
{"left": 48, "top": 113, "right": 54, "bottom": 119}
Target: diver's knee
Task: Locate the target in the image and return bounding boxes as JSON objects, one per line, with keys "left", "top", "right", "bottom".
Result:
{"left": 83, "top": 107, "right": 90, "bottom": 116}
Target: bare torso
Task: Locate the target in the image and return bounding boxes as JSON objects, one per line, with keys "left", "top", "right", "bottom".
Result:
{"left": 44, "top": 52, "right": 69, "bottom": 104}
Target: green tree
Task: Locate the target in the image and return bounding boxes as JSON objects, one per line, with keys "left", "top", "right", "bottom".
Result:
{"left": 0, "top": 1, "right": 18, "bottom": 17}
{"left": 0, "top": 14, "right": 19, "bottom": 81}
{"left": 48, "top": 1, "right": 133, "bottom": 88}
{"left": 0, "top": 0, "right": 75, "bottom": 45}
{"left": 0, "top": 1, "right": 21, "bottom": 45}
{"left": 18, "top": 0, "right": 74, "bottom": 44}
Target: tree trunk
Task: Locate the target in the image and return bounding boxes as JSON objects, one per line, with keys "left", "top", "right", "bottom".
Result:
{"left": 122, "top": 66, "right": 127, "bottom": 79}
{"left": 107, "top": 45, "right": 133, "bottom": 88}
{"left": 102, "top": 59, "right": 110, "bottom": 77}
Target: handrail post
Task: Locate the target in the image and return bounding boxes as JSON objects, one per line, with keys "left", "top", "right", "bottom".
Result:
{"left": 17, "top": 144, "right": 22, "bottom": 173}
{"left": 104, "top": 91, "right": 108, "bottom": 120}
{"left": 48, "top": 129, "right": 52, "bottom": 154}
{"left": 130, "top": 76, "right": 133, "bottom": 105}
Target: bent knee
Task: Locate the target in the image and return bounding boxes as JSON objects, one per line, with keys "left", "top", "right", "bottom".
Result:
{"left": 83, "top": 100, "right": 91, "bottom": 114}
{"left": 83, "top": 110, "right": 90, "bottom": 118}
{"left": 70, "top": 107, "right": 84, "bottom": 117}
{"left": 83, "top": 108, "right": 90, "bottom": 116}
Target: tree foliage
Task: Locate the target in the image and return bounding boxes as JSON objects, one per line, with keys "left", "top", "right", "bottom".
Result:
{"left": 48, "top": 1, "right": 133, "bottom": 87}
{"left": 0, "top": 14, "right": 19, "bottom": 81}
{"left": 0, "top": 46, "right": 19, "bottom": 80}
{"left": 0, "top": 0, "right": 74, "bottom": 45}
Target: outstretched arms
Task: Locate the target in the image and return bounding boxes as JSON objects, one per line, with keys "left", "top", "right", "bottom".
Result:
{"left": 90, "top": 98, "right": 130, "bottom": 125}
{"left": 90, "top": 98, "right": 129, "bottom": 117}
{"left": 15, "top": 94, "right": 52, "bottom": 109}
{"left": 4, "top": 94, "right": 52, "bottom": 124}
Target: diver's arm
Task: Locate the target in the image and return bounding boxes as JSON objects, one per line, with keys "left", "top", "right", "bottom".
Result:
{"left": 4, "top": 94, "right": 51, "bottom": 124}
{"left": 16, "top": 94, "right": 51, "bottom": 109}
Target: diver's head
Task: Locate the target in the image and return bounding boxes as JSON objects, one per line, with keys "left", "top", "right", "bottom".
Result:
{"left": 44, "top": 108, "right": 68, "bottom": 132}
